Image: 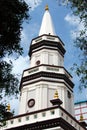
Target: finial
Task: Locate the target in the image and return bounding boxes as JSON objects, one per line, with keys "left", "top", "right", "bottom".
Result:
{"left": 45, "top": 5, "right": 49, "bottom": 11}
{"left": 50, "top": 90, "right": 62, "bottom": 106}
{"left": 80, "top": 114, "right": 84, "bottom": 121}
{"left": 6, "top": 104, "right": 10, "bottom": 112}
{"left": 54, "top": 90, "right": 59, "bottom": 99}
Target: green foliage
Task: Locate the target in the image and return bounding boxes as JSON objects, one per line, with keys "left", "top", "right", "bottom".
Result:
{"left": 68, "top": 0, "right": 87, "bottom": 20}
{"left": 0, "top": 0, "right": 29, "bottom": 95}
{"left": 68, "top": 0, "right": 87, "bottom": 88}
{"left": 0, "top": 61, "right": 19, "bottom": 98}
{"left": 57, "top": 0, "right": 87, "bottom": 89}
{"left": 0, "top": 104, "right": 6, "bottom": 121}
{"left": 0, "top": 0, "right": 29, "bottom": 57}
{"left": 0, "top": 104, "right": 14, "bottom": 125}
{"left": 0, "top": 0, "right": 29, "bottom": 119}
{"left": 71, "top": 62, "right": 87, "bottom": 89}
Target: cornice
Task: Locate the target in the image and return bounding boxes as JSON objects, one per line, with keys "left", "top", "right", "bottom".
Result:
{"left": 19, "top": 71, "right": 74, "bottom": 91}
{"left": 29, "top": 40, "right": 66, "bottom": 57}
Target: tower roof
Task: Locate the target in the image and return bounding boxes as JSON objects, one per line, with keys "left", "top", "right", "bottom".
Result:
{"left": 39, "top": 5, "right": 56, "bottom": 36}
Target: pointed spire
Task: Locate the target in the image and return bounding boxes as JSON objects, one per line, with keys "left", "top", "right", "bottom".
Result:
{"left": 39, "top": 5, "right": 56, "bottom": 36}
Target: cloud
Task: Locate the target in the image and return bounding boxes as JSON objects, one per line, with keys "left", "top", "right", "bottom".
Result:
{"left": 65, "top": 14, "right": 80, "bottom": 26}
{"left": 64, "top": 14, "right": 87, "bottom": 39}
{"left": 3, "top": 55, "right": 29, "bottom": 115}
{"left": 21, "top": 23, "right": 39, "bottom": 40}
{"left": 12, "top": 56, "right": 29, "bottom": 75}
{"left": 4, "top": 55, "right": 29, "bottom": 79}
{"left": 25, "top": 0, "right": 42, "bottom": 10}
{"left": 21, "top": 22, "right": 40, "bottom": 55}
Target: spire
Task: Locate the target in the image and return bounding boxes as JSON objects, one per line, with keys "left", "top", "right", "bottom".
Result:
{"left": 39, "top": 5, "right": 56, "bottom": 36}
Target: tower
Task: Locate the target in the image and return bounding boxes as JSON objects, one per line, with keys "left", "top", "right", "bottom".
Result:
{"left": 19, "top": 5, "right": 74, "bottom": 116}
{"left": 2, "top": 5, "right": 86, "bottom": 130}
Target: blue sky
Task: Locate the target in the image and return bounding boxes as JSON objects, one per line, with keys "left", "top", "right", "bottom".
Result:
{"left": 3, "top": 0, "right": 87, "bottom": 114}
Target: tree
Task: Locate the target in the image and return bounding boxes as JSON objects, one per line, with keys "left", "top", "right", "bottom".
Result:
{"left": 57, "top": 0, "right": 87, "bottom": 89}
{"left": 0, "top": 104, "right": 6, "bottom": 121}
{"left": 68, "top": 0, "right": 87, "bottom": 89}
{"left": 0, "top": 0, "right": 29, "bottom": 120}
{"left": 70, "top": 0, "right": 87, "bottom": 88}
{"left": 0, "top": 104, "right": 14, "bottom": 125}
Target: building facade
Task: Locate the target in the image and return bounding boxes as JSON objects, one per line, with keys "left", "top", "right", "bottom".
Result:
{"left": 1, "top": 5, "right": 86, "bottom": 130}
{"left": 75, "top": 100, "right": 87, "bottom": 123}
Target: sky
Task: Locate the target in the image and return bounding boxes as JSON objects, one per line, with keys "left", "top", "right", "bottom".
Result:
{"left": 3, "top": 0, "right": 87, "bottom": 114}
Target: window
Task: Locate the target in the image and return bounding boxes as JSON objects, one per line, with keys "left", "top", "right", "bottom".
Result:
{"left": 61, "top": 113, "right": 63, "bottom": 116}
{"left": 50, "top": 110, "right": 55, "bottom": 115}
{"left": 26, "top": 116, "right": 29, "bottom": 121}
{"left": 34, "top": 114, "right": 37, "bottom": 119}
{"left": 18, "top": 118, "right": 21, "bottom": 122}
{"left": 66, "top": 116, "right": 68, "bottom": 120}
{"left": 42, "top": 112, "right": 46, "bottom": 117}
{"left": 67, "top": 90, "right": 71, "bottom": 98}
{"left": 10, "top": 120, "right": 13, "bottom": 124}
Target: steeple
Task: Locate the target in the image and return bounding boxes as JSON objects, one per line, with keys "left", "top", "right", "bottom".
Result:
{"left": 19, "top": 5, "right": 74, "bottom": 117}
{"left": 39, "top": 5, "right": 56, "bottom": 36}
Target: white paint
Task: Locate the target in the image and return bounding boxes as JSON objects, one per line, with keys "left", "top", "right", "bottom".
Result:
{"left": 39, "top": 9, "right": 56, "bottom": 36}
{"left": 3, "top": 107, "right": 85, "bottom": 130}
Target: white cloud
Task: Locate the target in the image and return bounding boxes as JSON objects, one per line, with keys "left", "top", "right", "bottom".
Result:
{"left": 25, "top": 0, "right": 42, "bottom": 10}
{"left": 21, "top": 23, "right": 39, "bottom": 41}
{"left": 21, "top": 22, "right": 40, "bottom": 53}
{"left": 4, "top": 55, "right": 29, "bottom": 78}
{"left": 12, "top": 56, "right": 29, "bottom": 75}
{"left": 65, "top": 14, "right": 80, "bottom": 26}
{"left": 65, "top": 14, "right": 87, "bottom": 39}
{"left": 21, "top": 29, "right": 29, "bottom": 45}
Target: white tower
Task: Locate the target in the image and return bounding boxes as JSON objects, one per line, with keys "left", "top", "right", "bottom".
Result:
{"left": 2, "top": 5, "right": 86, "bottom": 130}
{"left": 19, "top": 5, "right": 74, "bottom": 116}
